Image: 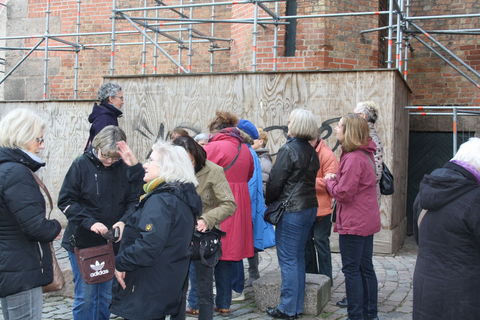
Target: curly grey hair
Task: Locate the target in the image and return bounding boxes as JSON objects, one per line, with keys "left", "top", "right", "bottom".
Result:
{"left": 97, "top": 83, "right": 122, "bottom": 104}
{"left": 354, "top": 101, "right": 379, "bottom": 124}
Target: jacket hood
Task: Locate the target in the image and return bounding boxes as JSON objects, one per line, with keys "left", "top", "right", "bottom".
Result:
{"left": 0, "top": 147, "right": 45, "bottom": 172}
{"left": 152, "top": 182, "right": 202, "bottom": 217}
{"left": 88, "top": 102, "right": 123, "bottom": 124}
{"left": 357, "top": 138, "right": 377, "bottom": 154}
{"left": 417, "top": 162, "right": 479, "bottom": 211}
{"left": 210, "top": 127, "right": 243, "bottom": 144}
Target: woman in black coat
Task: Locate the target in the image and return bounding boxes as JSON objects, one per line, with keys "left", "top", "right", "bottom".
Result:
{"left": 413, "top": 137, "right": 480, "bottom": 320}
{"left": 58, "top": 126, "right": 143, "bottom": 320}
{"left": 111, "top": 140, "right": 202, "bottom": 320}
{"left": 265, "top": 108, "right": 320, "bottom": 320}
{"left": 0, "top": 108, "right": 61, "bottom": 320}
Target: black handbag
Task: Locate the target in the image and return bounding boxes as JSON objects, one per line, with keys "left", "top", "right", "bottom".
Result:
{"left": 190, "top": 227, "right": 226, "bottom": 267}
{"left": 380, "top": 162, "right": 394, "bottom": 195}
{"left": 264, "top": 200, "right": 288, "bottom": 225}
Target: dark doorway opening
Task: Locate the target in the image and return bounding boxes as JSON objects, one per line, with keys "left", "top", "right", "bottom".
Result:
{"left": 406, "top": 131, "right": 474, "bottom": 235}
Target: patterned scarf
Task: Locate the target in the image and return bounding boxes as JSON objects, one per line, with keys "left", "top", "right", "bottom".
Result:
{"left": 140, "top": 177, "right": 165, "bottom": 202}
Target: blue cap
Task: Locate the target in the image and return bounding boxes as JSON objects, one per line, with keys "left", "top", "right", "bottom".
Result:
{"left": 238, "top": 119, "right": 259, "bottom": 140}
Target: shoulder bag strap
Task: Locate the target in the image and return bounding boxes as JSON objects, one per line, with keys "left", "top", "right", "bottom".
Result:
{"left": 417, "top": 209, "right": 428, "bottom": 228}
{"left": 223, "top": 142, "right": 242, "bottom": 172}
{"left": 30, "top": 170, "right": 53, "bottom": 219}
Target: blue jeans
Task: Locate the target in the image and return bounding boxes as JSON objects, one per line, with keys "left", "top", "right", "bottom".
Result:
{"left": 231, "top": 260, "right": 245, "bottom": 293}
{"left": 339, "top": 234, "right": 378, "bottom": 320}
{"left": 276, "top": 208, "right": 317, "bottom": 316}
{"left": 214, "top": 260, "right": 235, "bottom": 309}
{"left": 68, "top": 251, "right": 112, "bottom": 320}
{"left": 0, "top": 287, "right": 42, "bottom": 320}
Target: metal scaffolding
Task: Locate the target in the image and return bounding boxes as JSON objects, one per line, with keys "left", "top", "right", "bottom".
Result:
{"left": 405, "top": 106, "right": 480, "bottom": 155}
{"left": 0, "top": 0, "right": 479, "bottom": 99}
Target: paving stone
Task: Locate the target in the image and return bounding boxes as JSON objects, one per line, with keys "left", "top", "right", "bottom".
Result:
{"left": 0, "top": 236, "right": 419, "bottom": 320}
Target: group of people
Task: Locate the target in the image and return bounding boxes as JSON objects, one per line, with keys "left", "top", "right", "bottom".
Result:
{"left": 0, "top": 78, "right": 390, "bottom": 320}
{"left": 0, "top": 82, "right": 385, "bottom": 320}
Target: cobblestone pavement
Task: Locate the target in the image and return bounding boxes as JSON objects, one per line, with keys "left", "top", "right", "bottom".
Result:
{"left": 1, "top": 236, "right": 417, "bottom": 320}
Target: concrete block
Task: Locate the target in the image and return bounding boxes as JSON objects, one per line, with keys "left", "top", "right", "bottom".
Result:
{"left": 252, "top": 272, "right": 331, "bottom": 315}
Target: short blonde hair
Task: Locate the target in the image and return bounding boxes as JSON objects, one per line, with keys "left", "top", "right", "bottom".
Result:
{"left": 287, "top": 108, "right": 318, "bottom": 140}
{"left": 340, "top": 113, "right": 369, "bottom": 152}
{"left": 258, "top": 128, "right": 268, "bottom": 147}
{"left": 92, "top": 126, "right": 126, "bottom": 158}
{"left": 0, "top": 108, "right": 46, "bottom": 149}
{"left": 151, "top": 140, "right": 198, "bottom": 186}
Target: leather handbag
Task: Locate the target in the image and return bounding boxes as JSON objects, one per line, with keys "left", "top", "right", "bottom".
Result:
{"left": 264, "top": 200, "right": 288, "bottom": 225}
{"left": 190, "top": 227, "right": 226, "bottom": 267}
{"left": 74, "top": 242, "right": 115, "bottom": 284}
{"left": 380, "top": 162, "right": 394, "bottom": 195}
{"left": 30, "top": 172, "right": 66, "bottom": 293}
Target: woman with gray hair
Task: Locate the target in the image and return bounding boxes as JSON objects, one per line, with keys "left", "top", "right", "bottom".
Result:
{"left": 59, "top": 125, "right": 143, "bottom": 320}
{"left": 0, "top": 108, "right": 61, "bottom": 320}
{"left": 86, "top": 82, "right": 124, "bottom": 149}
{"left": 110, "top": 141, "right": 202, "bottom": 320}
{"left": 413, "top": 137, "right": 480, "bottom": 320}
{"left": 354, "top": 101, "right": 383, "bottom": 185}
{"left": 265, "top": 108, "right": 320, "bottom": 319}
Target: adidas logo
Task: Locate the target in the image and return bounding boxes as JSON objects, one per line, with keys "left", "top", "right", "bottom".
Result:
{"left": 89, "top": 260, "right": 109, "bottom": 278}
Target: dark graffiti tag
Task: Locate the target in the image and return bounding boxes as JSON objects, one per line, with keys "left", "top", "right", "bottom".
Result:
{"left": 264, "top": 117, "right": 341, "bottom": 152}
{"left": 134, "top": 116, "right": 341, "bottom": 152}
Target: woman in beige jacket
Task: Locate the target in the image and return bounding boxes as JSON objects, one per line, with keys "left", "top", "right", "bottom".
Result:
{"left": 172, "top": 135, "right": 236, "bottom": 320}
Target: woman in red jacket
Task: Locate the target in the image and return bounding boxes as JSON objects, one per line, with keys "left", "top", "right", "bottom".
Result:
{"left": 203, "top": 111, "right": 254, "bottom": 314}
{"left": 325, "top": 114, "right": 380, "bottom": 320}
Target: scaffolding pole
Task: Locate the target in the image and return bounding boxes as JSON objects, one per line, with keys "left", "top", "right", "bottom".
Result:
{"left": 121, "top": 13, "right": 189, "bottom": 73}
{"left": 110, "top": 0, "right": 117, "bottom": 75}
{"left": 273, "top": 1, "right": 279, "bottom": 71}
{"left": 141, "top": 0, "right": 148, "bottom": 74}
{"left": 73, "top": 0, "right": 81, "bottom": 98}
{"left": 209, "top": 0, "right": 215, "bottom": 72}
{"left": 252, "top": 1, "right": 259, "bottom": 71}
{"left": 43, "top": 0, "right": 51, "bottom": 99}
{"left": 406, "top": 106, "right": 480, "bottom": 155}
{"left": 0, "top": 39, "right": 44, "bottom": 86}
{"left": 411, "top": 34, "right": 480, "bottom": 88}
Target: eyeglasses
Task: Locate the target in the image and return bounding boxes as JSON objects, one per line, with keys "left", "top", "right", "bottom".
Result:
{"left": 36, "top": 137, "right": 45, "bottom": 144}
{"left": 114, "top": 96, "right": 124, "bottom": 100}
{"left": 98, "top": 150, "right": 120, "bottom": 162}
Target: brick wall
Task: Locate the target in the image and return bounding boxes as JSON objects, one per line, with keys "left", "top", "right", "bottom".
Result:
{"left": 408, "top": 0, "right": 480, "bottom": 106}
{"left": 2, "top": 0, "right": 479, "bottom": 104}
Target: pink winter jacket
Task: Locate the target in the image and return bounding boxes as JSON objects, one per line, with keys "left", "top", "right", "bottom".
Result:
{"left": 326, "top": 139, "right": 381, "bottom": 236}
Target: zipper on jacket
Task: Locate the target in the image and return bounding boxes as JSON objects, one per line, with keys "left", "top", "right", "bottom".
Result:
{"left": 94, "top": 173, "right": 100, "bottom": 196}
{"left": 37, "top": 242, "right": 44, "bottom": 273}
{"left": 132, "top": 285, "right": 135, "bottom": 293}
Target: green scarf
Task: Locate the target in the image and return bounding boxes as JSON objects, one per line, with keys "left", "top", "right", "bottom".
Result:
{"left": 140, "top": 177, "right": 164, "bottom": 202}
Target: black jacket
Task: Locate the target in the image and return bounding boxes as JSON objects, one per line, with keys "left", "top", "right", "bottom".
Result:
{"left": 58, "top": 148, "right": 143, "bottom": 251}
{"left": 86, "top": 102, "right": 123, "bottom": 149}
{"left": 413, "top": 162, "right": 480, "bottom": 320}
{"left": 266, "top": 137, "right": 319, "bottom": 212}
{"left": 110, "top": 182, "right": 202, "bottom": 319}
{"left": 0, "top": 148, "right": 61, "bottom": 298}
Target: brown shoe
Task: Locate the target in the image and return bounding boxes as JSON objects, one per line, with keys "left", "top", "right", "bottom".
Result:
{"left": 186, "top": 308, "right": 199, "bottom": 315}
{"left": 214, "top": 307, "right": 231, "bottom": 314}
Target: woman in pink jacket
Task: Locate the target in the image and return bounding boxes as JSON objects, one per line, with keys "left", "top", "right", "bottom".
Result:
{"left": 325, "top": 114, "right": 380, "bottom": 320}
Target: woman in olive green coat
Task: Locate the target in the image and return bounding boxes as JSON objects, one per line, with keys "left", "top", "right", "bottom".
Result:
{"left": 172, "top": 136, "right": 236, "bottom": 320}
